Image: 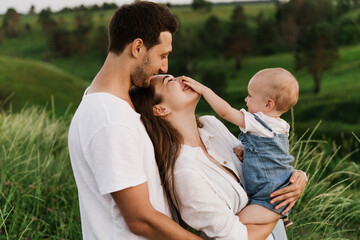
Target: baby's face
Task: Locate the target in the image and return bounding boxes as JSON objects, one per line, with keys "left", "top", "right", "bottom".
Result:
{"left": 245, "top": 77, "right": 269, "bottom": 114}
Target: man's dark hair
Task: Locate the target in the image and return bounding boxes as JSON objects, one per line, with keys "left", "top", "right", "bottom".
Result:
{"left": 108, "top": 1, "right": 178, "bottom": 54}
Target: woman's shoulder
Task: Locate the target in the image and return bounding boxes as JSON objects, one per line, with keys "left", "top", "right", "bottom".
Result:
{"left": 199, "top": 115, "right": 224, "bottom": 130}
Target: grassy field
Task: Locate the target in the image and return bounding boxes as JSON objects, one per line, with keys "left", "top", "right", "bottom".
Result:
{"left": 0, "top": 106, "right": 359, "bottom": 239}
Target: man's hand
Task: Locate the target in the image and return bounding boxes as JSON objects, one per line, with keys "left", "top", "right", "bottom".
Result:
{"left": 233, "top": 147, "right": 244, "bottom": 162}
{"left": 270, "top": 170, "right": 308, "bottom": 215}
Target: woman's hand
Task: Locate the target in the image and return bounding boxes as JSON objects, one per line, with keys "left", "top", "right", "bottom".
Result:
{"left": 270, "top": 170, "right": 308, "bottom": 215}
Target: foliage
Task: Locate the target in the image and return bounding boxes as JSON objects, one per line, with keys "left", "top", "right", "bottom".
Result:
{"left": 2, "top": 8, "right": 23, "bottom": 38}
{"left": 198, "top": 15, "right": 225, "bottom": 57}
{"left": 38, "top": 8, "right": 57, "bottom": 34}
{"left": 276, "top": 0, "right": 334, "bottom": 51}
{"left": 295, "top": 22, "right": 339, "bottom": 94}
{"left": 192, "top": 0, "right": 212, "bottom": 12}
{"left": 255, "top": 14, "right": 282, "bottom": 55}
{"left": 170, "top": 28, "right": 204, "bottom": 76}
{"left": 224, "top": 6, "right": 252, "bottom": 70}
{"left": 336, "top": 17, "right": 360, "bottom": 45}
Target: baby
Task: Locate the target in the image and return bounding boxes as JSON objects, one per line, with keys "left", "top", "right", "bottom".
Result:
{"left": 182, "top": 68, "right": 299, "bottom": 227}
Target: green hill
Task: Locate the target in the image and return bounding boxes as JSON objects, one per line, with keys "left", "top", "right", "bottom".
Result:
{"left": 0, "top": 56, "right": 86, "bottom": 114}
{"left": 194, "top": 45, "right": 360, "bottom": 145}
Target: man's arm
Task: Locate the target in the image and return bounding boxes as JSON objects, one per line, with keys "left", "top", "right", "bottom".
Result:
{"left": 182, "top": 76, "right": 245, "bottom": 128}
{"left": 111, "top": 182, "right": 202, "bottom": 240}
{"left": 270, "top": 170, "right": 308, "bottom": 215}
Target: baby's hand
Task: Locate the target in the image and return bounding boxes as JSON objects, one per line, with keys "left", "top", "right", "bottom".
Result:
{"left": 233, "top": 147, "right": 244, "bottom": 162}
{"left": 181, "top": 76, "right": 207, "bottom": 95}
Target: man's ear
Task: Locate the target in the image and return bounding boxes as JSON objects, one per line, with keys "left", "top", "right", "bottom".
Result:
{"left": 131, "top": 38, "right": 145, "bottom": 59}
{"left": 265, "top": 99, "right": 276, "bottom": 112}
{"left": 153, "top": 105, "right": 171, "bottom": 117}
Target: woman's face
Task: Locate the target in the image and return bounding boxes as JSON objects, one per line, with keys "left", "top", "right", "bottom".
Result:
{"left": 151, "top": 75, "right": 200, "bottom": 113}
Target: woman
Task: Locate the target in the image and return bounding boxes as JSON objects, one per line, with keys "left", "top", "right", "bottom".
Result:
{"left": 130, "top": 75, "right": 307, "bottom": 239}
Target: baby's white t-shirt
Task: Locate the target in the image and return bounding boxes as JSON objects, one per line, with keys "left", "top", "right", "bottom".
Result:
{"left": 68, "top": 91, "right": 170, "bottom": 239}
{"left": 239, "top": 109, "right": 290, "bottom": 137}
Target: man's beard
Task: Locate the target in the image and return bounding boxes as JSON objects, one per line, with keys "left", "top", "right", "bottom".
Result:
{"left": 130, "top": 53, "right": 153, "bottom": 88}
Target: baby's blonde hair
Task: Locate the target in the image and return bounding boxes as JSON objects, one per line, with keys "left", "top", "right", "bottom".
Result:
{"left": 253, "top": 68, "right": 299, "bottom": 113}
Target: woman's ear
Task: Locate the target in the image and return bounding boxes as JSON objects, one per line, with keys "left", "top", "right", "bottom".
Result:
{"left": 131, "top": 38, "right": 145, "bottom": 59}
{"left": 153, "top": 105, "right": 171, "bottom": 117}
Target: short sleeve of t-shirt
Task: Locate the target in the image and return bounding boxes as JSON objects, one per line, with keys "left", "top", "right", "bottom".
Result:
{"left": 239, "top": 109, "right": 289, "bottom": 137}
{"left": 87, "top": 124, "right": 146, "bottom": 195}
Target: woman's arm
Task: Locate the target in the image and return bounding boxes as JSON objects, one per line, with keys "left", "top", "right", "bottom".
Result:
{"left": 270, "top": 170, "right": 308, "bottom": 215}
{"left": 174, "top": 167, "right": 274, "bottom": 240}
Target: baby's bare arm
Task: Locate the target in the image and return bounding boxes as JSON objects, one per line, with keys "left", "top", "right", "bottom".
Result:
{"left": 182, "top": 76, "right": 245, "bottom": 128}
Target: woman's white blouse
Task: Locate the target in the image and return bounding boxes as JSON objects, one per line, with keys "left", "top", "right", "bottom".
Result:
{"left": 173, "top": 115, "right": 250, "bottom": 239}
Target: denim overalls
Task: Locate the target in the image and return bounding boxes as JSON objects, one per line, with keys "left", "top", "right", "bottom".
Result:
{"left": 238, "top": 114, "right": 294, "bottom": 216}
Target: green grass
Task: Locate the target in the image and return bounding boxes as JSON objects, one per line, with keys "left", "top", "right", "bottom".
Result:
{"left": 0, "top": 106, "right": 81, "bottom": 239}
{"left": 0, "top": 56, "right": 87, "bottom": 114}
{"left": 0, "top": 106, "right": 359, "bottom": 239}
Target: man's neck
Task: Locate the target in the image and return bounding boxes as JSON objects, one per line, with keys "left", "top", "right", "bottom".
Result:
{"left": 88, "top": 52, "right": 133, "bottom": 103}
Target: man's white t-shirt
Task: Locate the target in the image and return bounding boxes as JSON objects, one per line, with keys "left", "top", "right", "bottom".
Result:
{"left": 68, "top": 91, "right": 171, "bottom": 239}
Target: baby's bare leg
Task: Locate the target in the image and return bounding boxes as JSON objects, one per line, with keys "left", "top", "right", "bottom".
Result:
{"left": 238, "top": 204, "right": 282, "bottom": 225}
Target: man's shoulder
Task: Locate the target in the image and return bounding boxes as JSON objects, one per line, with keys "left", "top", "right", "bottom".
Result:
{"left": 70, "top": 93, "right": 143, "bottom": 139}
{"left": 79, "top": 93, "right": 139, "bottom": 123}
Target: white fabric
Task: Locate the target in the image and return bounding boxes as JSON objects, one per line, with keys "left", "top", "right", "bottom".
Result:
{"left": 173, "top": 115, "right": 274, "bottom": 240}
{"left": 240, "top": 109, "right": 290, "bottom": 137}
{"left": 68, "top": 91, "right": 171, "bottom": 240}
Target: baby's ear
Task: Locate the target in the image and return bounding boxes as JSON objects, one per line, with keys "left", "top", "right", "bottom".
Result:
{"left": 153, "top": 105, "right": 171, "bottom": 117}
{"left": 265, "top": 99, "right": 276, "bottom": 112}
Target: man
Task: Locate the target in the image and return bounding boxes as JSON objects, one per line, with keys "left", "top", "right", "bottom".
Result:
{"left": 68, "top": 2, "right": 202, "bottom": 239}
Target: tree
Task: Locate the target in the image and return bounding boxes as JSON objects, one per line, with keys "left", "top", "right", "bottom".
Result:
{"left": 73, "top": 12, "right": 93, "bottom": 55}
{"left": 192, "top": 0, "right": 212, "bottom": 12}
{"left": 336, "top": 18, "right": 360, "bottom": 45}
{"left": 170, "top": 29, "right": 204, "bottom": 76}
{"left": 2, "top": 8, "right": 23, "bottom": 37}
{"left": 276, "top": 0, "right": 334, "bottom": 51}
{"left": 224, "top": 6, "right": 252, "bottom": 69}
{"left": 198, "top": 15, "right": 225, "bottom": 57}
{"left": 38, "top": 8, "right": 57, "bottom": 33}
{"left": 29, "top": 5, "right": 36, "bottom": 15}
{"left": 295, "top": 22, "right": 339, "bottom": 94}
{"left": 201, "top": 69, "right": 227, "bottom": 98}
{"left": 92, "top": 26, "right": 108, "bottom": 60}
{"left": 255, "top": 15, "right": 282, "bottom": 55}
{"left": 276, "top": 1, "right": 298, "bottom": 50}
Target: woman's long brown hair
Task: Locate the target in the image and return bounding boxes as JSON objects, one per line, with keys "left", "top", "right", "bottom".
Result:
{"left": 129, "top": 85, "right": 183, "bottom": 207}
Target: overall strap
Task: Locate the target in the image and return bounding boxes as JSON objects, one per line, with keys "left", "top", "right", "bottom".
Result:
{"left": 252, "top": 114, "right": 274, "bottom": 133}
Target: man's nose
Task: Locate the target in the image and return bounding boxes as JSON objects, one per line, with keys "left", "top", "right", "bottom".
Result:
{"left": 159, "top": 59, "right": 168, "bottom": 73}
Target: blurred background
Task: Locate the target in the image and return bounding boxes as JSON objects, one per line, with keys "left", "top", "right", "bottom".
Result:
{"left": 0, "top": 0, "right": 359, "bottom": 238}
{"left": 1, "top": 0, "right": 359, "bottom": 152}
